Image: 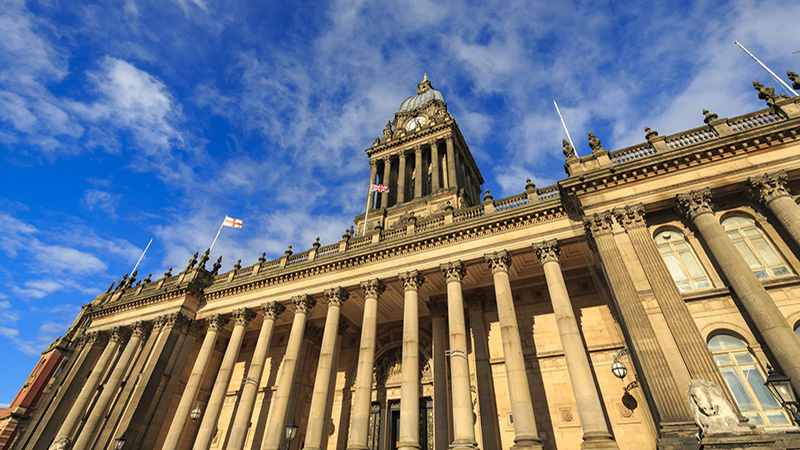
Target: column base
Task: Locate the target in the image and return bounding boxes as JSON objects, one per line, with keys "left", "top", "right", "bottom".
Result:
{"left": 510, "top": 436, "right": 543, "bottom": 450}
{"left": 397, "top": 440, "right": 421, "bottom": 450}
{"left": 48, "top": 437, "right": 70, "bottom": 450}
{"left": 449, "top": 438, "right": 480, "bottom": 449}
{"left": 581, "top": 431, "right": 619, "bottom": 450}
{"left": 347, "top": 446, "right": 370, "bottom": 450}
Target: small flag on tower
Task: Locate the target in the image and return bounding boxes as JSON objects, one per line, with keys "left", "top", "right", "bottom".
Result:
{"left": 370, "top": 184, "right": 390, "bottom": 193}
{"left": 223, "top": 215, "right": 243, "bottom": 228}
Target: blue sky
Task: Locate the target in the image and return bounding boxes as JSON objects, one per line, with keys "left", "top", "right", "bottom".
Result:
{"left": 1, "top": 0, "right": 799, "bottom": 405}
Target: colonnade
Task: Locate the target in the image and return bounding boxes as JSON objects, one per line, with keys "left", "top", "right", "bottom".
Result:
{"left": 367, "top": 136, "right": 482, "bottom": 210}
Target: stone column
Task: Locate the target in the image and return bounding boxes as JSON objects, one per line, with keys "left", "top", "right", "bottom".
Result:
{"left": 305, "top": 288, "right": 349, "bottom": 450}
{"left": 397, "top": 152, "right": 407, "bottom": 204}
{"left": 585, "top": 213, "right": 696, "bottom": 441}
{"left": 228, "top": 302, "right": 285, "bottom": 450}
{"left": 262, "top": 295, "right": 316, "bottom": 450}
{"left": 162, "top": 314, "right": 228, "bottom": 450}
{"left": 368, "top": 160, "right": 378, "bottom": 209}
{"left": 427, "top": 298, "right": 450, "bottom": 450}
{"left": 50, "top": 328, "right": 122, "bottom": 448}
{"left": 193, "top": 308, "right": 255, "bottom": 450}
{"left": 397, "top": 270, "right": 425, "bottom": 450}
{"left": 440, "top": 261, "right": 477, "bottom": 450}
{"left": 414, "top": 146, "right": 423, "bottom": 199}
{"left": 748, "top": 170, "right": 800, "bottom": 248}
{"left": 381, "top": 157, "right": 392, "bottom": 209}
{"left": 72, "top": 323, "right": 149, "bottom": 449}
{"left": 484, "top": 251, "right": 542, "bottom": 450}
{"left": 446, "top": 137, "right": 456, "bottom": 189}
{"left": 677, "top": 189, "right": 800, "bottom": 394}
{"left": 430, "top": 140, "right": 440, "bottom": 192}
{"left": 347, "top": 279, "right": 386, "bottom": 450}
{"left": 614, "top": 205, "right": 738, "bottom": 408}
{"left": 532, "top": 242, "right": 619, "bottom": 450}
{"left": 465, "top": 293, "right": 501, "bottom": 450}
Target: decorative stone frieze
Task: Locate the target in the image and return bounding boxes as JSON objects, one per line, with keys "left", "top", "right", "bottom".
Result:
{"left": 676, "top": 188, "right": 714, "bottom": 220}
{"left": 291, "top": 295, "right": 317, "bottom": 314}
{"left": 440, "top": 260, "right": 467, "bottom": 282}
{"left": 426, "top": 298, "right": 447, "bottom": 318}
{"left": 206, "top": 314, "right": 229, "bottom": 332}
{"left": 360, "top": 279, "right": 386, "bottom": 299}
{"left": 262, "top": 301, "right": 286, "bottom": 320}
{"left": 484, "top": 250, "right": 512, "bottom": 275}
{"left": 613, "top": 204, "right": 646, "bottom": 230}
{"left": 398, "top": 270, "right": 425, "bottom": 292}
{"left": 324, "top": 287, "right": 350, "bottom": 308}
{"left": 747, "top": 170, "right": 791, "bottom": 205}
{"left": 532, "top": 239, "right": 560, "bottom": 265}
{"left": 232, "top": 308, "right": 256, "bottom": 327}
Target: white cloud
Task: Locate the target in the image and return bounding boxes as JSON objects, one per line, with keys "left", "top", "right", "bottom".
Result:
{"left": 82, "top": 189, "right": 120, "bottom": 214}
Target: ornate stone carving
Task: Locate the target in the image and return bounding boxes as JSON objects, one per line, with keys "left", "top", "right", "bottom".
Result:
{"left": 198, "top": 248, "right": 211, "bottom": 269}
{"left": 702, "top": 109, "right": 718, "bottom": 124}
{"left": 613, "top": 204, "right": 647, "bottom": 230}
{"left": 588, "top": 132, "right": 605, "bottom": 153}
{"left": 559, "top": 407, "right": 574, "bottom": 423}
{"left": 187, "top": 319, "right": 203, "bottom": 336}
{"left": 262, "top": 301, "right": 286, "bottom": 321}
{"left": 305, "top": 324, "right": 323, "bottom": 345}
{"left": 292, "top": 294, "right": 317, "bottom": 314}
{"left": 48, "top": 436, "right": 70, "bottom": 450}
{"left": 324, "top": 287, "right": 350, "bottom": 308}
{"left": 464, "top": 291, "right": 485, "bottom": 311}
{"left": 186, "top": 252, "right": 198, "bottom": 270}
{"left": 583, "top": 212, "right": 614, "bottom": 238}
{"left": 77, "top": 331, "right": 101, "bottom": 348}
{"left": 360, "top": 279, "right": 386, "bottom": 299}
{"left": 382, "top": 121, "right": 393, "bottom": 141}
{"left": 132, "top": 321, "right": 153, "bottom": 339}
{"left": 753, "top": 81, "right": 782, "bottom": 108}
{"left": 484, "top": 250, "right": 512, "bottom": 274}
{"left": 532, "top": 239, "right": 560, "bottom": 265}
{"left": 687, "top": 379, "right": 749, "bottom": 439}
{"left": 109, "top": 326, "right": 131, "bottom": 345}
{"left": 676, "top": 188, "right": 714, "bottom": 221}
{"left": 789, "top": 71, "right": 800, "bottom": 90}
{"left": 440, "top": 261, "right": 467, "bottom": 283}
{"left": 426, "top": 298, "right": 447, "bottom": 318}
{"left": 206, "top": 314, "right": 229, "bottom": 332}
{"left": 232, "top": 308, "right": 256, "bottom": 327}
{"left": 562, "top": 139, "right": 576, "bottom": 160}
{"left": 747, "top": 170, "right": 791, "bottom": 205}
{"left": 644, "top": 126, "right": 658, "bottom": 142}
{"left": 398, "top": 270, "right": 425, "bottom": 292}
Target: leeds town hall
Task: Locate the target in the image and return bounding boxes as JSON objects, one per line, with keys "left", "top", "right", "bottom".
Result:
{"left": 5, "top": 75, "right": 800, "bottom": 450}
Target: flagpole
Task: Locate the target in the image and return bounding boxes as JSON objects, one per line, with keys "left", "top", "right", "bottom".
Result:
{"left": 363, "top": 187, "right": 372, "bottom": 236}
{"left": 209, "top": 215, "right": 227, "bottom": 253}
{"left": 553, "top": 100, "right": 576, "bottom": 152}
{"left": 130, "top": 238, "right": 153, "bottom": 275}
{"left": 735, "top": 41, "right": 798, "bottom": 97}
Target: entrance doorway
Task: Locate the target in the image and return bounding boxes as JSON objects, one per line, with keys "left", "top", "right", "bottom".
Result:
{"left": 368, "top": 397, "right": 433, "bottom": 450}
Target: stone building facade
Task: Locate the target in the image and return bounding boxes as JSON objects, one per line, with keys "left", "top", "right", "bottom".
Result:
{"left": 8, "top": 76, "right": 800, "bottom": 450}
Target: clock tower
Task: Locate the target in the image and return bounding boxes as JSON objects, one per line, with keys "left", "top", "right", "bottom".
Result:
{"left": 356, "top": 75, "right": 484, "bottom": 233}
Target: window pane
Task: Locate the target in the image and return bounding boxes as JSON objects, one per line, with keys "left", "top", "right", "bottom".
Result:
{"left": 734, "top": 352, "right": 754, "bottom": 364}
{"left": 773, "top": 267, "right": 790, "bottom": 277}
{"left": 696, "top": 280, "right": 712, "bottom": 289}
{"left": 677, "top": 282, "right": 691, "bottom": 292}
{"left": 722, "top": 216, "right": 752, "bottom": 229}
{"left": 750, "top": 235, "right": 783, "bottom": 267}
{"left": 708, "top": 334, "right": 747, "bottom": 351}
{"left": 732, "top": 240, "right": 764, "bottom": 270}
{"left": 743, "top": 412, "right": 765, "bottom": 426}
{"left": 754, "top": 269, "right": 769, "bottom": 279}
{"left": 662, "top": 253, "right": 689, "bottom": 282}
{"left": 720, "top": 367, "right": 757, "bottom": 411}
{"left": 673, "top": 240, "right": 690, "bottom": 251}
{"left": 741, "top": 365, "right": 781, "bottom": 409}
{"left": 714, "top": 354, "right": 732, "bottom": 366}
{"left": 765, "top": 411, "right": 791, "bottom": 426}
{"left": 795, "top": 323, "right": 800, "bottom": 340}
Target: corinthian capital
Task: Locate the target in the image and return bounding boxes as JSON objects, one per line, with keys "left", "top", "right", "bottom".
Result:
{"left": 583, "top": 212, "right": 614, "bottom": 238}
{"left": 676, "top": 188, "right": 714, "bottom": 221}
{"left": 132, "top": 321, "right": 153, "bottom": 339}
{"left": 465, "top": 291, "right": 485, "bottom": 311}
{"left": 292, "top": 295, "right": 317, "bottom": 314}
{"left": 262, "top": 301, "right": 286, "bottom": 321}
{"left": 613, "top": 204, "right": 647, "bottom": 230}
{"left": 324, "top": 287, "right": 350, "bottom": 308}
{"left": 206, "top": 314, "right": 229, "bottom": 332}
{"left": 233, "top": 308, "right": 256, "bottom": 327}
{"left": 440, "top": 261, "right": 467, "bottom": 283}
{"left": 360, "top": 279, "right": 386, "bottom": 299}
{"left": 532, "top": 239, "right": 560, "bottom": 265}
{"left": 109, "top": 326, "right": 131, "bottom": 345}
{"left": 747, "top": 171, "right": 791, "bottom": 205}
{"left": 426, "top": 298, "right": 447, "bottom": 318}
{"left": 484, "top": 250, "right": 512, "bottom": 274}
{"left": 398, "top": 270, "right": 425, "bottom": 292}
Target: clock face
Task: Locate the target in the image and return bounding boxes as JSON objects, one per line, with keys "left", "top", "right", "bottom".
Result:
{"left": 405, "top": 116, "right": 427, "bottom": 131}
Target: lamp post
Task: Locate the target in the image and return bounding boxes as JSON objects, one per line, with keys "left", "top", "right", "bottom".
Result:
{"left": 191, "top": 402, "right": 202, "bottom": 421}
{"left": 611, "top": 348, "right": 638, "bottom": 394}
{"left": 764, "top": 364, "right": 800, "bottom": 425}
{"left": 114, "top": 434, "right": 127, "bottom": 450}
{"left": 284, "top": 417, "right": 299, "bottom": 450}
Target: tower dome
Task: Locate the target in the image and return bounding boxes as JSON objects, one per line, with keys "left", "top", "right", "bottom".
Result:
{"left": 397, "top": 74, "right": 444, "bottom": 112}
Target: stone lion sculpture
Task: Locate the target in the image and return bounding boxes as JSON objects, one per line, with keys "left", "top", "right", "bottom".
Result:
{"left": 687, "top": 379, "right": 749, "bottom": 439}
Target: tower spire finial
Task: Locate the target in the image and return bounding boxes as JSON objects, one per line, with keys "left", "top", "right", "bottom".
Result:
{"left": 417, "top": 74, "right": 433, "bottom": 94}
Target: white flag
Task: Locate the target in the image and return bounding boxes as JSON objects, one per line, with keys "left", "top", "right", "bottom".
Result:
{"left": 223, "top": 215, "right": 243, "bottom": 229}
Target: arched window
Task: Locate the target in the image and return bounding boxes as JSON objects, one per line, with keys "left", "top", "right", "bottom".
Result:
{"left": 721, "top": 216, "right": 790, "bottom": 279}
{"left": 654, "top": 229, "right": 712, "bottom": 291}
{"left": 707, "top": 333, "right": 790, "bottom": 426}
{"left": 795, "top": 322, "right": 800, "bottom": 340}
